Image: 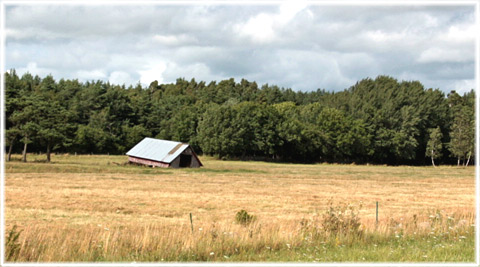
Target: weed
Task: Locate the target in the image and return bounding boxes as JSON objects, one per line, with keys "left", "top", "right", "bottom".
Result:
{"left": 5, "top": 225, "right": 22, "bottom": 261}
{"left": 235, "top": 210, "right": 255, "bottom": 226}
{"left": 321, "top": 202, "right": 362, "bottom": 238}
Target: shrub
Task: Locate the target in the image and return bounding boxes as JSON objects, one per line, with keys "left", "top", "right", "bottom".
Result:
{"left": 235, "top": 210, "right": 255, "bottom": 226}
{"left": 321, "top": 202, "right": 362, "bottom": 238}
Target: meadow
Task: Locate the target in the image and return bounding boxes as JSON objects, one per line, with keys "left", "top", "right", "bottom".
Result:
{"left": 4, "top": 154, "right": 476, "bottom": 262}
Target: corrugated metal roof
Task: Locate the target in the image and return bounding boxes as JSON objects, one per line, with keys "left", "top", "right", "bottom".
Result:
{"left": 126, "top": 138, "right": 189, "bottom": 163}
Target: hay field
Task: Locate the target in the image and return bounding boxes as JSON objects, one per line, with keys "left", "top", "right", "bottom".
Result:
{"left": 4, "top": 154, "right": 476, "bottom": 262}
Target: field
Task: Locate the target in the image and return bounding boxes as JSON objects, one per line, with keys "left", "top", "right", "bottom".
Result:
{"left": 4, "top": 154, "right": 476, "bottom": 262}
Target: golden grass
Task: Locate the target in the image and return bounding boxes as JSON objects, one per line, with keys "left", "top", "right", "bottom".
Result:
{"left": 4, "top": 154, "right": 476, "bottom": 262}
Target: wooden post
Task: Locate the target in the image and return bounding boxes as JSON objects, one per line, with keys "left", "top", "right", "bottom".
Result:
{"left": 376, "top": 201, "right": 379, "bottom": 226}
{"left": 189, "top": 213, "right": 194, "bottom": 234}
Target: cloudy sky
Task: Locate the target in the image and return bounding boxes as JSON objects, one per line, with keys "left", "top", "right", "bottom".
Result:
{"left": 4, "top": 1, "right": 477, "bottom": 94}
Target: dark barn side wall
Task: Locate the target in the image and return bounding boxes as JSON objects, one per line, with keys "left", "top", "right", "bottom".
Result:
{"left": 170, "top": 147, "right": 201, "bottom": 168}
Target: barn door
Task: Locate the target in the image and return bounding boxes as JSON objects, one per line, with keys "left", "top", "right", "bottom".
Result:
{"left": 179, "top": 154, "right": 192, "bottom": 167}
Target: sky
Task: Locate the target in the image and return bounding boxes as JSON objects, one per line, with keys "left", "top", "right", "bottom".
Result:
{"left": 3, "top": 1, "right": 477, "bottom": 94}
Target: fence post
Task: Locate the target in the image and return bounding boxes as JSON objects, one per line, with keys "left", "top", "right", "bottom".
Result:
{"left": 376, "top": 201, "right": 379, "bottom": 226}
{"left": 189, "top": 213, "right": 194, "bottom": 234}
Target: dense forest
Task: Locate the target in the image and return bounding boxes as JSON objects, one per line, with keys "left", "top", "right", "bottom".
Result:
{"left": 4, "top": 69, "right": 475, "bottom": 166}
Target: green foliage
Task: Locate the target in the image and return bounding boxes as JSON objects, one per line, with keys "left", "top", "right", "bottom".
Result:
{"left": 197, "top": 102, "right": 281, "bottom": 158}
{"left": 235, "top": 210, "right": 255, "bottom": 226}
{"left": 449, "top": 103, "right": 474, "bottom": 166}
{"left": 4, "top": 70, "right": 474, "bottom": 165}
{"left": 122, "top": 124, "right": 152, "bottom": 152}
{"left": 426, "top": 127, "right": 443, "bottom": 166}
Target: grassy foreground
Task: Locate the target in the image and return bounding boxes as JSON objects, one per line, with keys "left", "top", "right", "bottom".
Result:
{"left": 4, "top": 154, "right": 476, "bottom": 262}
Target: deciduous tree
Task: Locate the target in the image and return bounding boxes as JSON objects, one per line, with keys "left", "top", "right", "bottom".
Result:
{"left": 426, "top": 127, "right": 443, "bottom": 167}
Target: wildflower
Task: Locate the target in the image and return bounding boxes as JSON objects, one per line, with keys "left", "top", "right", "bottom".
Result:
{"left": 104, "top": 227, "right": 109, "bottom": 231}
{"left": 286, "top": 243, "right": 291, "bottom": 249}
{"left": 459, "top": 236, "right": 466, "bottom": 239}
{"left": 210, "top": 252, "right": 214, "bottom": 256}
{"left": 223, "top": 255, "right": 229, "bottom": 259}
{"left": 199, "top": 228, "right": 203, "bottom": 231}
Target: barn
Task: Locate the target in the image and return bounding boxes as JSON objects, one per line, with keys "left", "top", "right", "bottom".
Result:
{"left": 126, "top": 138, "right": 202, "bottom": 168}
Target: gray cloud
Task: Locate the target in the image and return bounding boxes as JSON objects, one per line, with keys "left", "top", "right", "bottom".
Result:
{"left": 4, "top": 3, "right": 476, "bottom": 93}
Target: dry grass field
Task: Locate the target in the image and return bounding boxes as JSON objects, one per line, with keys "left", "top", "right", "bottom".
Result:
{"left": 4, "top": 154, "right": 476, "bottom": 262}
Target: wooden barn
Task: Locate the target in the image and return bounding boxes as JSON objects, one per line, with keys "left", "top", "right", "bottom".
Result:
{"left": 126, "top": 138, "right": 202, "bottom": 168}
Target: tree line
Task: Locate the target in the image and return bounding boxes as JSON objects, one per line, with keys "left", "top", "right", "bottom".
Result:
{"left": 4, "top": 70, "right": 475, "bottom": 166}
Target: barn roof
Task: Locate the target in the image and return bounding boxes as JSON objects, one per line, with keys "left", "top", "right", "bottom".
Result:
{"left": 126, "top": 138, "right": 189, "bottom": 164}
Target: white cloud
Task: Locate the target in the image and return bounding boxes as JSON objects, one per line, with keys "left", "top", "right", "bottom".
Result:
{"left": 442, "top": 23, "right": 476, "bottom": 44}
{"left": 108, "top": 71, "right": 136, "bottom": 86}
{"left": 365, "top": 30, "right": 407, "bottom": 43}
{"left": 138, "top": 62, "right": 167, "bottom": 85}
{"left": 5, "top": 28, "right": 28, "bottom": 40}
{"left": 162, "top": 62, "right": 215, "bottom": 83}
{"left": 4, "top": 4, "right": 476, "bottom": 93}
{"left": 238, "top": 13, "right": 276, "bottom": 43}
{"left": 451, "top": 79, "right": 475, "bottom": 94}
{"left": 423, "top": 13, "right": 439, "bottom": 28}
{"left": 418, "top": 47, "right": 473, "bottom": 63}
{"left": 235, "top": 1, "right": 307, "bottom": 43}
{"left": 279, "top": 1, "right": 307, "bottom": 21}
{"left": 153, "top": 34, "right": 197, "bottom": 46}
{"left": 76, "top": 69, "right": 107, "bottom": 81}
{"left": 16, "top": 62, "right": 54, "bottom": 77}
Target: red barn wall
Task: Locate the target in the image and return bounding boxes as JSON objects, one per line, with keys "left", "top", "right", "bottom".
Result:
{"left": 128, "top": 156, "right": 170, "bottom": 168}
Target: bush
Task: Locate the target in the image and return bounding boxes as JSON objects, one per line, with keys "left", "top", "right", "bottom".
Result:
{"left": 321, "top": 202, "right": 362, "bottom": 237}
{"left": 235, "top": 210, "right": 255, "bottom": 226}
